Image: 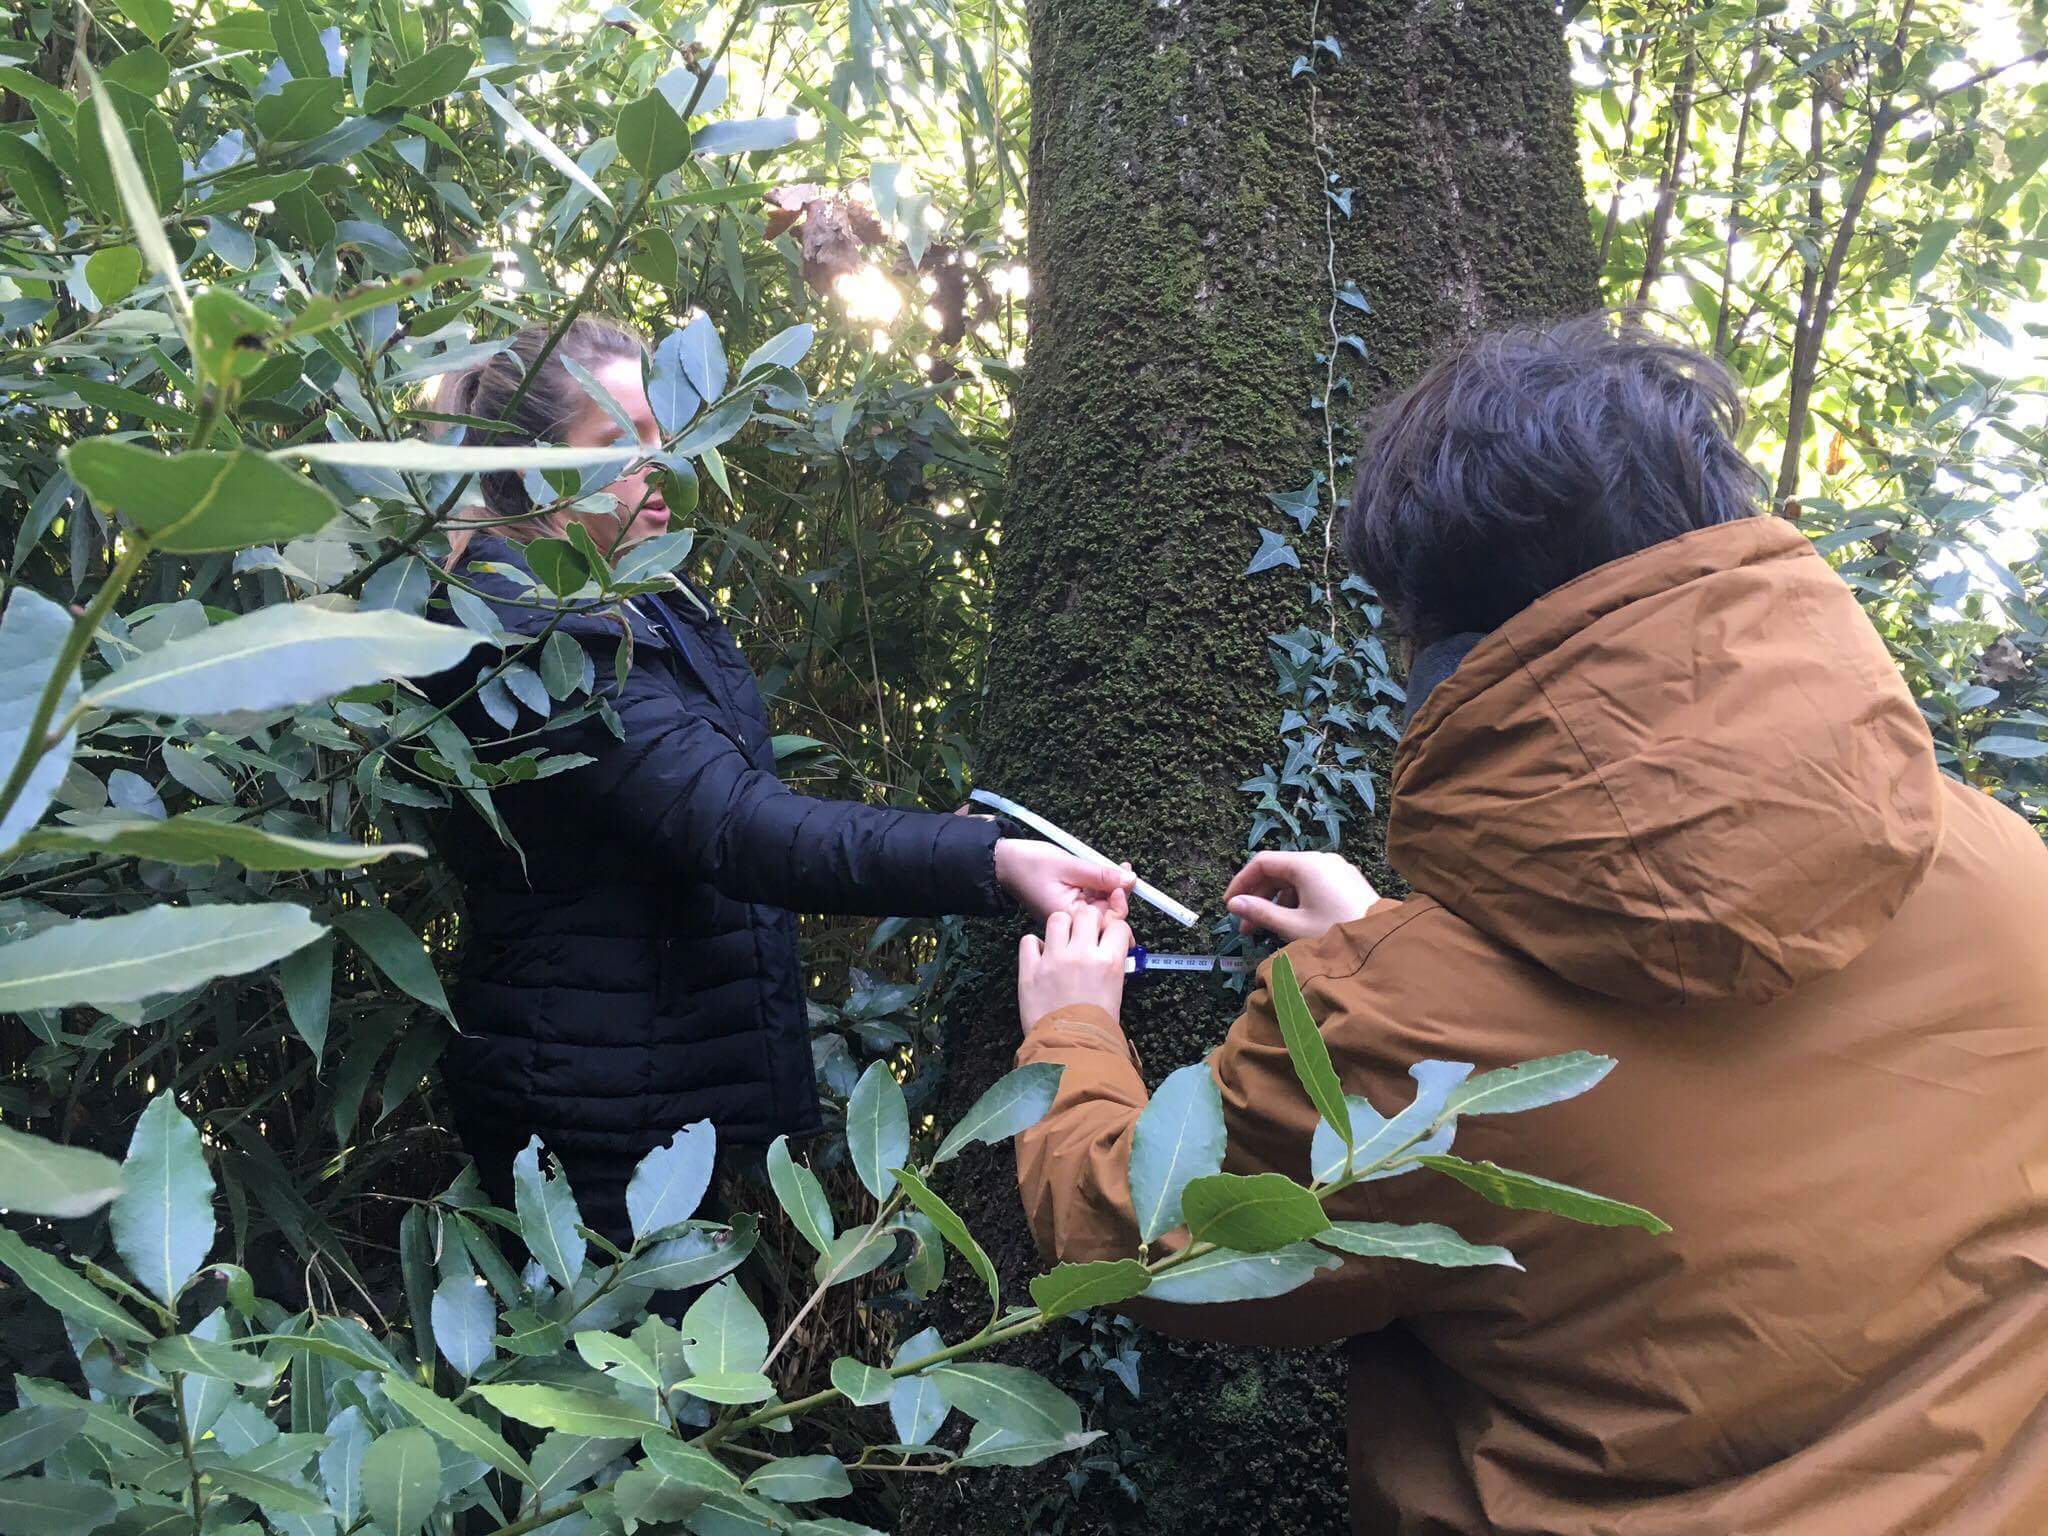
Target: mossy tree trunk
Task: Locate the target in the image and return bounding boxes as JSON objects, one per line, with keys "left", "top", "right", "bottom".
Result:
{"left": 898, "top": 2, "right": 1597, "bottom": 1532}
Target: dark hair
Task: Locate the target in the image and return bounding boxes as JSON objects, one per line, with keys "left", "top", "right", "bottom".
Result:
{"left": 436, "top": 314, "right": 645, "bottom": 538}
{"left": 1342, "top": 313, "right": 1763, "bottom": 649}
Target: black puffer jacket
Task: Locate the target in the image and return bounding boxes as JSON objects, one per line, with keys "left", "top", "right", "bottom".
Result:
{"left": 423, "top": 534, "right": 1004, "bottom": 1240}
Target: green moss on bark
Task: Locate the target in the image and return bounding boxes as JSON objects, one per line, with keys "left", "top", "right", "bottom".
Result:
{"left": 898, "top": 2, "right": 1598, "bottom": 1533}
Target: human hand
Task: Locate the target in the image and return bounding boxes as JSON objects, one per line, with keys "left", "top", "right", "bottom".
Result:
{"left": 995, "top": 838, "right": 1135, "bottom": 921}
{"left": 1018, "top": 903, "right": 1133, "bottom": 1031}
{"left": 1223, "top": 851, "right": 1378, "bottom": 944}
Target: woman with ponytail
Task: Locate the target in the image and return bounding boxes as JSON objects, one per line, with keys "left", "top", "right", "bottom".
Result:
{"left": 422, "top": 317, "right": 1128, "bottom": 1243}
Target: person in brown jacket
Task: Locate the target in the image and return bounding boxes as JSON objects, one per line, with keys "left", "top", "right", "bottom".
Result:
{"left": 1010, "top": 317, "right": 2048, "bottom": 1535}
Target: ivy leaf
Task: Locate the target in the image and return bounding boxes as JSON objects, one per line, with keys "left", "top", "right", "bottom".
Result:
{"left": 1264, "top": 478, "right": 1320, "bottom": 531}
{"left": 1245, "top": 528, "right": 1301, "bottom": 576}
{"left": 1417, "top": 1155, "right": 1672, "bottom": 1233}
{"left": 846, "top": 1060, "right": 909, "bottom": 1202}
{"left": 933, "top": 1062, "right": 1063, "bottom": 1164}
{"left": 1128, "top": 1063, "right": 1225, "bottom": 1243}
{"left": 109, "top": 1092, "right": 216, "bottom": 1305}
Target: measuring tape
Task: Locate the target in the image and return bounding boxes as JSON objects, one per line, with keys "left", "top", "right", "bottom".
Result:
{"left": 1125, "top": 946, "right": 1251, "bottom": 977}
{"left": 968, "top": 789, "right": 1199, "bottom": 928}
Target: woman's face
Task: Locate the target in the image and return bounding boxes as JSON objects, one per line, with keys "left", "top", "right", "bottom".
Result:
{"left": 563, "top": 355, "right": 669, "bottom": 549}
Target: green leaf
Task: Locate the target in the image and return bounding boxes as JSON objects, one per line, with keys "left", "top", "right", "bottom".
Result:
{"left": 1127, "top": 1062, "right": 1225, "bottom": 1243}
{"left": 933, "top": 1062, "right": 1063, "bottom": 1164}
{"left": 625, "top": 1121, "right": 716, "bottom": 1240}
{"left": 511, "top": 1137, "right": 586, "bottom": 1288}
{"left": 673, "top": 311, "right": 728, "bottom": 402}
{"left": 1310, "top": 1060, "right": 1472, "bottom": 1185}
{"left": 87, "top": 603, "right": 481, "bottom": 716}
{"left": 1179, "top": 1172, "right": 1329, "bottom": 1252}
{"left": 616, "top": 91, "right": 690, "bottom": 180}
{"left": 146, "top": 1334, "right": 273, "bottom": 1388}
{"left": 110, "top": 1092, "right": 215, "bottom": 1304}
{"left": 0, "top": 1408, "right": 85, "bottom": 1482}
{"left": 1027, "top": 1259, "right": 1152, "bottom": 1319}
{"left": 188, "top": 288, "right": 281, "bottom": 391}
{"left": 929, "top": 1364, "right": 1082, "bottom": 1442}
{"left": 640, "top": 1436, "right": 741, "bottom": 1494}
{"left": 845, "top": 1061, "right": 909, "bottom": 1203}
{"left": 22, "top": 818, "right": 424, "bottom": 872}
{"left": 77, "top": 75, "right": 186, "bottom": 318}
{"left": 279, "top": 441, "right": 630, "bottom": 474}
{"left": 253, "top": 79, "right": 345, "bottom": 145}
{"left": 468, "top": 1385, "right": 663, "bottom": 1439}
{"left": 669, "top": 1372, "right": 774, "bottom": 1405}
{"left": 1314, "top": 1221, "right": 1521, "bottom": 1270}
{"left": 738, "top": 323, "right": 814, "bottom": 380}
{"left": 0, "top": 586, "right": 82, "bottom": 853}
{"left": 200, "top": 1463, "right": 330, "bottom": 1518}
{"left": 476, "top": 79, "right": 612, "bottom": 208}
{"left": 649, "top": 328, "right": 705, "bottom": 435}
{"left": 0, "top": 1127, "right": 123, "bottom": 1219}
{"left": 680, "top": 1277, "right": 768, "bottom": 1376}
{"left": 431, "top": 1274, "right": 494, "bottom": 1378}
{"left": 743, "top": 1456, "right": 850, "bottom": 1504}
{"left": 887, "top": 1328, "right": 947, "bottom": 1445}
{"left": 66, "top": 442, "right": 336, "bottom": 554}
{"left": 890, "top": 1168, "right": 998, "bottom": 1318}
{"left": 765, "top": 1136, "right": 835, "bottom": 1257}
{"left": 333, "top": 905, "right": 450, "bottom": 1017}
{"left": 955, "top": 1420, "right": 1102, "bottom": 1470}
{"left": 0, "top": 1477, "right": 117, "bottom": 1536}
{"left": 271, "top": 0, "right": 329, "bottom": 80}
{"left": 693, "top": 117, "right": 802, "bottom": 156}
{"left": 114, "top": 0, "right": 173, "bottom": 42}
{"left": 1269, "top": 952, "right": 1349, "bottom": 1145}
{"left": 364, "top": 44, "right": 475, "bottom": 114}
{"left": 1440, "top": 1052, "right": 1614, "bottom": 1119}
{"left": 84, "top": 247, "right": 142, "bottom": 305}
{"left": 378, "top": 1374, "right": 532, "bottom": 1486}
{"left": 359, "top": 1427, "right": 438, "bottom": 1536}
{"left": 1416, "top": 1155, "right": 1672, "bottom": 1233}
{"left": 827, "top": 1357, "right": 892, "bottom": 1407}
{"left": 0, "top": 903, "right": 324, "bottom": 1013}
{"left": 814, "top": 1227, "right": 892, "bottom": 1288}
{"left": 523, "top": 538, "right": 592, "bottom": 599}
{"left": 279, "top": 936, "right": 333, "bottom": 1061}
{"left": 0, "top": 138, "right": 67, "bottom": 238}
{"left": 0, "top": 1229, "right": 152, "bottom": 1343}
{"left": 621, "top": 1216, "right": 756, "bottom": 1291}
{"left": 1143, "top": 1241, "right": 1340, "bottom": 1305}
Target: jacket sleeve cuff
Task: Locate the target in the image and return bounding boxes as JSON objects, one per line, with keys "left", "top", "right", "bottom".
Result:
{"left": 930, "top": 811, "right": 1006, "bottom": 916}
{"left": 1018, "top": 1004, "right": 1142, "bottom": 1073}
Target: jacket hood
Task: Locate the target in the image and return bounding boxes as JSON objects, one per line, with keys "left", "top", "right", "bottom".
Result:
{"left": 1388, "top": 516, "right": 1944, "bottom": 1006}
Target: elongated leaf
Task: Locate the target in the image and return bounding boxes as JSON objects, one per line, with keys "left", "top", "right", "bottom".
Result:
{"left": 1269, "top": 953, "right": 1349, "bottom": 1145}
{"left": 280, "top": 441, "right": 632, "bottom": 473}
{"left": 930, "top": 1365, "right": 1082, "bottom": 1441}
{"left": 956, "top": 1420, "right": 1103, "bottom": 1471}
{"left": 81, "top": 62, "right": 188, "bottom": 321}
{"left": 280, "top": 936, "right": 333, "bottom": 1062}
{"left": 673, "top": 310, "right": 727, "bottom": 402}
{"left": 0, "top": 587, "right": 81, "bottom": 853}
{"left": 765, "top": 1136, "right": 835, "bottom": 1257}
{"left": 0, "top": 1228, "right": 152, "bottom": 1343}
{"left": 1417, "top": 1155, "right": 1672, "bottom": 1233}
{"left": 110, "top": 1093, "right": 215, "bottom": 1305}
{"left": 626, "top": 1121, "right": 716, "bottom": 1240}
{"left": 648, "top": 327, "right": 704, "bottom": 436}
{"left": 1310, "top": 1060, "right": 1474, "bottom": 1185}
{"left": 360, "top": 1426, "right": 438, "bottom": 1536}
{"left": 1440, "top": 1052, "right": 1615, "bottom": 1119}
{"left": 363, "top": 43, "right": 474, "bottom": 114}
{"left": 378, "top": 1374, "right": 532, "bottom": 1486}
{"left": 669, "top": 1371, "right": 774, "bottom": 1406}
{"left": 511, "top": 1138, "right": 585, "bottom": 1288}
{"left": 66, "top": 443, "right": 336, "bottom": 554}
{"left": 680, "top": 1278, "right": 768, "bottom": 1376}
{"left": 477, "top": 80, "right": 612, "bottom": 207}
{"left": 22, "top": 818, "right": 424, "bottom": 872}
{"left": 845, "top": 1061, "right": 908, "bottom": 1203}
{"left": 0, "top": 1407, "right": 86, "bottom": 1481}
{"left": 1128, "top": 1063, "right": 1225, "bottom": 1243}
{"left": 0, "top": 1127, "right": 123, "bottom": 1219}
{"left": 1027, "top": 1259, "right": 1151, "bottom": 1318}
{"left": 887, "top": 1328, "right": 947, "bottom": 1446}
{"left": 693, "top": 117, "right": 802, "bottom": 156}
{"left": 0, "top": 1477, "right": 117, "bottom": 1536}
{"left": 147, "top": 1334, "right": 273, "bottom": 1387}
{"left": 1143, "top": 1241, "right": 1340, "bottom": 1305}
{"left": 890, "top": 1168, "right": 999, "bottom": 1318}
{"left": 933, "top": 1063, "right": 1063, "bottom": 1164}
{"left": 828, "top": 1357, "right": 892, "bottom": 1407}
{"left": 744, "top": 1456, "right": 850, "bottom": 1503}
{"left": 1180, "top": 1172, "right": 1328, "bottom": 1253}
{"left": 738, "top": 323, "right": 814, "bottom": 380}
{"left": 622, "top": 1216, "right": 756, "bottom": 1291}
{"left": 470, "top": 1385, "right": 664, "bottom": 1438}
{"left": 319, "top": 1406, "right": 369, "bottom": 1524}
{"left": 431, "top": 1275, "right": 494, "bottom": 1378}
{"left": 0, "top": 903, "right": 323, "bottom": 1013}
{"left": 333, "top": 905, "right": 450, "bottom": 1017}
{"left": 85, "top": 605, "right": 484, "bottom": 717}
{"left": 1314, "top": 1221, "right": 1520, "bottom": 1270}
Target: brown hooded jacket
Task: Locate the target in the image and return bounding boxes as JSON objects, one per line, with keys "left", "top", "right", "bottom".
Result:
{"left": 1015, "top": 517, "right": 2048, "bottom": 1534}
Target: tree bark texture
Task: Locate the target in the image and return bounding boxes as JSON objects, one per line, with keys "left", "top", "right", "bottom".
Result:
{"left": 896, "top": 2, "right": 1597, "bottom": 1532}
